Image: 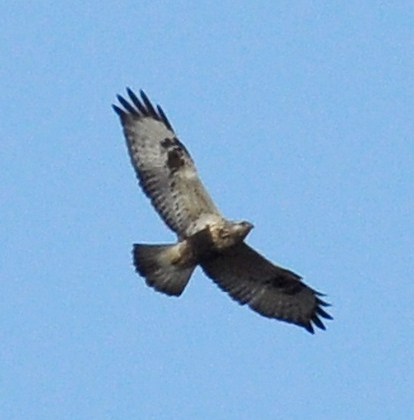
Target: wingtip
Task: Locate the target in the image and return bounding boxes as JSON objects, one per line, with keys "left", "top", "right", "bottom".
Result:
{"left": 318, "top": 307, "right": 333, "bottom": 320}
{"left": 316, "top": 296, "right": 332, "bottom": 307}
{"left": 139, "top": 90, "right": 157, "bottom": 116}
{"left": 127, "top": 87, "right": 142, "bottom": 105}
{"left": 139, "top": 89, "right": 147, "bottom": 100}
{"left": 304, "top": 323, "right": 315, "bottom": 334}
{"left": 156, "top": 104, "right": 174, "bottom": 131}
{"left": 138, "top": 89, "right": 148, "bottom": 104}
{"left": 311, "top": 314, "right": 327, "bottom": 331}
{"left": 112, "top": 104, "right": 125, "bottom": 117}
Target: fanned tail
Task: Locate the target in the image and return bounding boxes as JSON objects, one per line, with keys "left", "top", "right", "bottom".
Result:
{"left": 133, "top": 243, "right": 195, "bottom": 296}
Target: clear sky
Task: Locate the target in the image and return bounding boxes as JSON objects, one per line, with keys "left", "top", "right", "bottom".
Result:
{"left": 2, "top": 1, "right": 414, "bottom": 419}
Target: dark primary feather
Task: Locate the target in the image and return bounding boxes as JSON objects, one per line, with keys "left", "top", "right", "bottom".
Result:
{"left": 201, "top": 242, "right": 332, "bottom": 333}
{"left": 112, "top": 88, "right": 173, "bottom": 130}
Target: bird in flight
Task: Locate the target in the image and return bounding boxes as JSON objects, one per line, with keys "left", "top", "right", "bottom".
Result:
{"left": 113, "top": 89, "right": 332, "bottom": 333}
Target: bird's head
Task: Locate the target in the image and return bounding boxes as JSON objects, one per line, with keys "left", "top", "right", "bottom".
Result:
{"left": 230, "top": 220, "right": 254, "bottom": 241}
{"left": 209, "top": 220, "right": 254, "bottom": 250}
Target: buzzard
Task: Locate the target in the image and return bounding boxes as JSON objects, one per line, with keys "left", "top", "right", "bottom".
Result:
{"left": 113, "top": 89, "right": 332, "bottom": 333}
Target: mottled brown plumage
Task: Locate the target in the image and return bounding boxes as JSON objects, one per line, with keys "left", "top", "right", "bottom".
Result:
{"left": 113, "top": 89, "right": 332, "bottom": 333}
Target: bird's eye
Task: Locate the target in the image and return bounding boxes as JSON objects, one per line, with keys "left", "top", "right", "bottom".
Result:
{"left": 219, "top": 229, "right": 229, "bottom": 238}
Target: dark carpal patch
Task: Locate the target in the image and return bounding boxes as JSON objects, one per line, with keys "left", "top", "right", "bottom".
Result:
{"left": 161, "top": 137, "right": 175, "bottom": 148}
{"left": 167, "top": 148, "right": 186, "bottom": 172}
{"left": 161, "top": 137, "right": 191, "bottom": 157}
{"left": 173, "top": 137, "right": 191, "bottom": 157}
{"left": 162, "top": 137, "right": 187, "bottom": 173}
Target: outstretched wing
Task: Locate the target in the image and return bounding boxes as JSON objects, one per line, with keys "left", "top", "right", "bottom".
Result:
{"left": 201, "top": 242, "right": 332, "bottom": 333}
{"left": 113, "top": 89, "right": 222, "bottom": 238}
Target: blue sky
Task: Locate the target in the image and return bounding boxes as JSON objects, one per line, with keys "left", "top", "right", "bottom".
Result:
{"left": 2, "top": 1, "right": 414, "bottom": 419}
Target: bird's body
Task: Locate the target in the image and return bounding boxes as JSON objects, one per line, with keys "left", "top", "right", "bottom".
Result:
{"left": 113, "top": 89, "right": 332, "bottom": 333}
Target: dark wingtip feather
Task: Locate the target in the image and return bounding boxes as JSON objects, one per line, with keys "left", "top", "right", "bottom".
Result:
{"left": 126, "top": 87, "right": 137, "bottom": 100}
{"left": 302, "top": 291, "right": 332, "bottom": 333}
{"left": 113, "top": 88, "right": 174, "bottom": 132}
{"left": 139, "top": 90, "right": 158, "bottom": 118}
{"left": 311, "top": 314, "right": 327, "bottom": 330}
{"left": 304, "top": 323, "right": 315, "bottom": 334}
{"left": 316, "top": 306, "right": 333, "bottom": 320}
{"left": 316, "top": 295, "right": 332, "bottom": 307}
{"left": 116, "top": 94, "right": 139, "bottom": 116}
{"left": 157, "top": 104, "right": 173, "bottom": 131}
{"left": 127, "top": 88, "right": 148, "bottom": 115}
{"left": 112, "top": 104, "right": 125, "bottom": 117}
